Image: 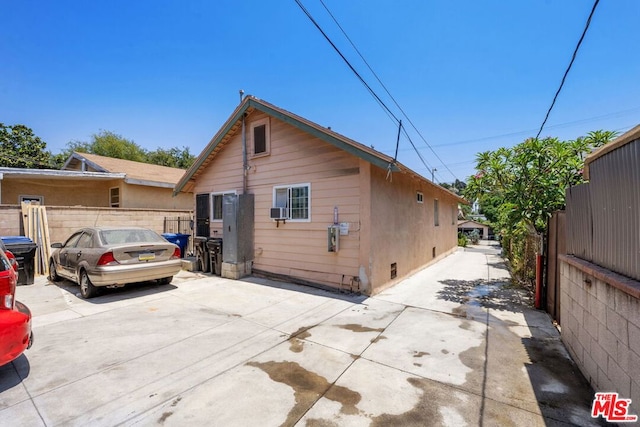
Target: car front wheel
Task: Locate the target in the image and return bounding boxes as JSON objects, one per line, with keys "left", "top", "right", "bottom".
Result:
{"left": 79, "top": 270, "right": 98, "bottom": 299}
{"left": 49, "top": 260, "right": 60, "bottom": 282}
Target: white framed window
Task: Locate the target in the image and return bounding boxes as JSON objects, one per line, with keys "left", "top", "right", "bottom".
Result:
{"left": 250, "top": 117, "right": 270, "bottom": 157}
{"left": 273, "top": 183, "right": 311, "bottom": 221}
{"left": 211, "top": 191, "right": 237, "bottom": 221}
{"left": 110, "top": 187, "right": 120, "bottom": 208}
{"left": 416, "top": 191, "right": 424, "bottom": 204}
{"left": 434, "top": 199, "right": 439, "bottom": 226}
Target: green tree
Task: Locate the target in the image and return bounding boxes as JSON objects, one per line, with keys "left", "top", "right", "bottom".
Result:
{"left": 464, "top": 130, "right": 617, "bottom": 286}
{"left": 0, "top": 123, "right": 52, "bottom": 168}
{"left": 87, "top": 130, "right": 147, "bottom": 162}
{"left": 56, "top": 130, "right": 195, "bottom": 169}
{"left": 146, "top": 146, "right": 195, "bottom": 169}
{"left": 439, "top": 179, "right": 467, "bottom": 194}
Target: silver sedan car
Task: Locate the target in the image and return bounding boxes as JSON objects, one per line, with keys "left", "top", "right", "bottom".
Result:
{"left": 49, "top": 227, "right": 183, "bottom": 298}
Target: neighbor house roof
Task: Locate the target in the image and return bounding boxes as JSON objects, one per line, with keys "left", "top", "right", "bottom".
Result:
{"left": 0, "top": 167, "right": 125, "bottom": 180}
{"left": 458, "top": 219, "right": 490, "bottom": 228}
{"left": 63, "top": 152, "right": 187, "bottom": 188}
{"left": 583, "top": 124, "right": 640, "bottom": 180}
{"left": 174, "top": 95, "right": 466, "bottom": 203}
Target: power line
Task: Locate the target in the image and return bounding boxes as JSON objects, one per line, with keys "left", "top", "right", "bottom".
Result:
{"left": 316, "top": 0, "right": 458, "bottom": 182}
{"left": 294, "top": 0, "right": 453, "bottom": 181}
{"left": 535, "top": 0, "right": 601, "bottom": 139}
{"left": 293, "top": 0, "right": 400, "bottom": 125}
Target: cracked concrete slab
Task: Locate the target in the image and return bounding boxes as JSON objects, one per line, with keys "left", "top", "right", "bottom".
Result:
{"left": 1, "top": 242, "right": 603, "bottom": 426}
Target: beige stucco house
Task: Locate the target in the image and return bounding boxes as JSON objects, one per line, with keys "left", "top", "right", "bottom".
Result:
{"left": 458, "top": 219, "right": 492, "bottom": 239}
{"left": 0, "top": 152, "right": 191, "bottom": 209}
{"left": 175, "top": 96, "right": 464, "bottom": 295}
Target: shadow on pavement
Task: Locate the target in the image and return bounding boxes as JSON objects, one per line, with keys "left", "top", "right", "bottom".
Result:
{"left": 437, "top": 278, "right": 603, "bottom": 426}
{"left": 0, "top": 354, "right": 30, "bottom": 393}
{"left": 52, "top": 278, "right": 178, "bottom": 304}
{"left": 242, "top": 274, "right": 368, "bottom": 304}
{"left": 437, "top": 278, "right": 524, "bottom": 313}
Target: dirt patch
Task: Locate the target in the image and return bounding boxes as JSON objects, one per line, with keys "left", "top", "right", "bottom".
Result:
{"left": 338, "top": 324, "right": 385, "bottom": 333}
{"left": 288, "top": 326, "right": 314, "bottom": 353}
{"left": 370, "top": 377, "right": 478, "bottom": 426}
{"left": 247, "top": 360, "right": 362, "bottom": 426}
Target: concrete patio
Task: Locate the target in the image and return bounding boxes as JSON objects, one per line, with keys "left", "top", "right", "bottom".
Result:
{"left": 0, "top": 242, "right": 603, "bottom": 426}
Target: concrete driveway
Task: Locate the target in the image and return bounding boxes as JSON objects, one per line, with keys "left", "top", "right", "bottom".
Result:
{"left": 1, "top": 243, "right": 603, "bottom": 426}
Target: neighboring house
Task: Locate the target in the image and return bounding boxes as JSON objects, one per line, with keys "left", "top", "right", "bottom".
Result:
{"left": 174, "top": 96, "right": 464, "bottom": 295}
{"left": 560, "top": 124, "right": 640, "bottom": 415}
{"left": 457, "top": 219, "right": 491, "bottom": 239}
{"left": 0, "top": 152, "right": 192, "bottom": 209}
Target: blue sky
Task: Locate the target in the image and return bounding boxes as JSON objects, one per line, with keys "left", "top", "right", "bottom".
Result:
{"left": 2, "top": 0, "right": 639, "bottom": 182}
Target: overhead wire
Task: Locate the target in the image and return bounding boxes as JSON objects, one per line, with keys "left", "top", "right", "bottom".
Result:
{"left": 317, "top": 0, "right": 458, "bottom": 182}
{"left": 535, "top": 0, "right": 601, "bottom": 140}
{"left": 294, "top": 0, "right": 453, "bottom": 182}
{"left": 293, "top": 0, "right": 400, "bottom": 125}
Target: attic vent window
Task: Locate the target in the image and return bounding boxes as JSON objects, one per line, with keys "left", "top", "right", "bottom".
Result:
{"left": 416, "top": 192, "right": 424, "bottom": 203}
{"left": 251, "top": 118, "right": 270, "bottom": 157}
{"left": 254, "top": 125, "right": 266, "bottom": 154}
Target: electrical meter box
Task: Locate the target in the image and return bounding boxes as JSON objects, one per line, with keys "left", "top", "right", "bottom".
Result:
{"left": 327, "top": 225, "right": 339, "bottom": 252}
{"left": 223, "top": 193, "right": 255, "bottom": 264}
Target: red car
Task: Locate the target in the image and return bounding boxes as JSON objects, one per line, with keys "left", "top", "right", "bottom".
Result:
{"left": 0, "top": 245, "right": 33, "bottom": 366}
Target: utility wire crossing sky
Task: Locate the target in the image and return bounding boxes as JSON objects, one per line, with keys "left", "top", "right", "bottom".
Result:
{"left": 1, "top": 1, "right": 638, "bottom": 182}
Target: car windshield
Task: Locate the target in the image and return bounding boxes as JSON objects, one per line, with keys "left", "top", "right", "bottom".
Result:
{"left": 99, "top": 229, "right": 164, "bottom": 245}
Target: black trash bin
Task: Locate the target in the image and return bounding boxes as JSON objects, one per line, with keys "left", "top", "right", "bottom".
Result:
{"left": 194, "top": 236, "right": 210, "bottom": 272}
{"left": 206, "top": 238, "right": 223, "bottom": 276}
{"left": 0, "top": 236, "right": 37, "bottom": 285}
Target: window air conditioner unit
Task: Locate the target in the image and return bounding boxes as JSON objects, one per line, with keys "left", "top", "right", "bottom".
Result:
{"left": 270, "top": 207, "right": 287, "bottom": 220}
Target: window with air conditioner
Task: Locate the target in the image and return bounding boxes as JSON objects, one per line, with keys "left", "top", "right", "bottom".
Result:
{"left": 273, "top": 183, "right": 310, "bottom": 221}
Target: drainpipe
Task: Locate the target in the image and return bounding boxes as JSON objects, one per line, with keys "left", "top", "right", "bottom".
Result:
{"left": 240, "top": 90, "right": 248, "bottom": 194}
{"left": 242, "top": 114, "right": 248, "bottom": 194}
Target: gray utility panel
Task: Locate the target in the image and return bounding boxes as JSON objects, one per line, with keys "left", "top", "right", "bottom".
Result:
{"left": 222, "top": 193, "right": 255, "bottom": 264}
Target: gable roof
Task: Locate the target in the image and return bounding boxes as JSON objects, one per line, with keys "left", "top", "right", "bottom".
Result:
{"left": 583, "top": 124, "right": 640, "bottom": 180}
{"left": 458, "top": 219, "right": 490, "bottom": 228}
{"left": 174, "top": 95, "right": 465, "bottom": 203}
{"left": 63, "top": 152, "right": 187, "bottom": 188}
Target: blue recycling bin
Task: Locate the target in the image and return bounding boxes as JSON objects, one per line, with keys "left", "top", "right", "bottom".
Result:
{"left": 162, "top": 233, "right": 190, "bottom": 258}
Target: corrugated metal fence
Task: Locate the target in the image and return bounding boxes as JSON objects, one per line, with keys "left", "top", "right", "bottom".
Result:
{"left": 566, "top": 139, "right": 640, "bottom": 281}
{"left": 546, "top": 211, "right": 565, "bottom": 323}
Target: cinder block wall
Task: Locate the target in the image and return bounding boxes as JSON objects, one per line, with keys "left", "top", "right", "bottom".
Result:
{"left": 560, "top": 257, "right": 640, "bottom": 416}
{"left": 0, "top": 205, "right": 193, "bottom": 253}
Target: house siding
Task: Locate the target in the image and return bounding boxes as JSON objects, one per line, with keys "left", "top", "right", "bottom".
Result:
{"left": 192, "top": 109, "right": 460, "bottom": 294}
{"left": 368, "top": 165, "right": 458, "bottom": 293}
{"left": 194, "top": 111, "right": 362, "bottom": 290}
{"left": 1, "top": 178, "right": 121, "bottom": 207}
{"left": 0, "top": 178, "right": 191, "bottom": 210}
{"left": 120, "top": 183, "right": 192, "bottom": 209}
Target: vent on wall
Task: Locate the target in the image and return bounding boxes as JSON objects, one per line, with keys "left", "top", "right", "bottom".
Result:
{"left": 432, "top": 247, "right": 436, "bottom": 258}
{"left": 391, "top": 262, "right": 397, "bottom": 279}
